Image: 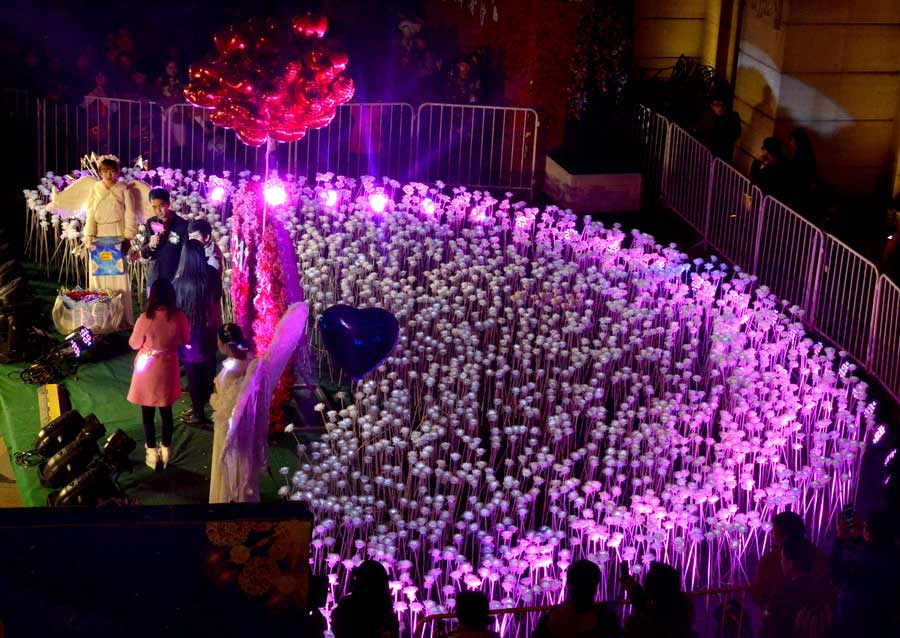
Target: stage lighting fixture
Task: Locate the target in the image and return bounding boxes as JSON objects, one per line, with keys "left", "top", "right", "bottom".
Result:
{"left": 49, "top": 429, "right": 136, "bottom": 507}
{"left": 101, "top": 429, "right": 137, "bottom": 472}
{"left": 39, "top": 416, "right": 106, "bottom": 488}
{"left": 51, "top": 465, "right": 118, "bottom": 506}
{"left": 34, "top": 410, "right": 87, "bottom": 458}
{"left": 63, "top": 326, "right": 94, "bottom": 359}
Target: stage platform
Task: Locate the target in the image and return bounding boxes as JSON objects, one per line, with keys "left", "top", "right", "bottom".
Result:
{"left": 0, "top": 269, "right": 303, "bottom": 507}
{"left": 0, "top": 353, "right": 302, "bottom": 507}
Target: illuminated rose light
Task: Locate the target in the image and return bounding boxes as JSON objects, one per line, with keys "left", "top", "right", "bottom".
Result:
{"left": 26, "top": 169, "right": 872, "bottom": 636}
{"left": 322, "top": 189, "right": 339, "bottom": 208}
{"left": 264, "top": 182, "right": 288, "bottom": 207}
{"left": 368, "top": 189, "right": 389, "bottom": 214}
{"left": 210, "top": 186, "right": 226, "bottom": 203}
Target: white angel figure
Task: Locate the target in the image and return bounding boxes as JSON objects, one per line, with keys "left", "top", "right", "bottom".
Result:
{"left": 210, "top": 302, "right": 309, "bottom": 504}
{"left": 46, "top": 155, "right": 151, "bottom": 328}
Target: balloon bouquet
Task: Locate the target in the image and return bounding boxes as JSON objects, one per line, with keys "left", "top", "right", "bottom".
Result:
{"left": 184, "top": 13, "right": 355, "bottom": 157}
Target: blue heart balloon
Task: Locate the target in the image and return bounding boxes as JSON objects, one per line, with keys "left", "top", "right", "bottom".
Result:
{"left": 318, "top": 304, "right": 400, "bottom": 380}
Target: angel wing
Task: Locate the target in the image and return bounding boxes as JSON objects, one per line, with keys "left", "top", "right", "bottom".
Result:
{"left": 127, "top": 181, "right": 152, "bottom": 224}
{"left": 220, "top": 302, "right": 309, "bottom": 502}
{"left": 46, "top": 175, "right": 98, "bottom": 219}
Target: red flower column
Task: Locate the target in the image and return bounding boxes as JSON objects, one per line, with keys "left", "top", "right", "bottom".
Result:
{"left": 230, "top": 179, "right": 303, "bottom": 433}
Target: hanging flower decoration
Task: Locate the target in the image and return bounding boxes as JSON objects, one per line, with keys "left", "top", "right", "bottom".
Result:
{"left": 184, "top": 14, "right": 355, "bottom": 146}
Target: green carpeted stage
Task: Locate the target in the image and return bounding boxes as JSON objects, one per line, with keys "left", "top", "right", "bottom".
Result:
{"left": 0, "top": 269, "right": 300, "bottom": 507}
{"left": 1, "top": 356, "right": 300, "bottom": 507}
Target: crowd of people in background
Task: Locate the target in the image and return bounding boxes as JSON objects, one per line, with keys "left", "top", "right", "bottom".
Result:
{"left": 13, "top": 27, "right": 186, "bottom": 107}
{"left": 10, "top": 10, "right": 497, "bottom": 108}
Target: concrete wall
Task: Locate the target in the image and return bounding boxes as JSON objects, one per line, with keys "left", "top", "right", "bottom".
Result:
{"left": 634, "top": 0, "right": 709, "bottom": 71}
{"left": 734, "top": 0, "right": 900, "bottom": 196}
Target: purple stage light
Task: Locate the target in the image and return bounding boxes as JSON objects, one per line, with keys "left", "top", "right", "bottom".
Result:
{"left": 873, "top": 424, "right": 887, "bottom": 444}
{"left": 422, "top": 198, "right": 435, "bottom": 216}
{"left": 886, "top": 449, "right": 897, "bottom": 467}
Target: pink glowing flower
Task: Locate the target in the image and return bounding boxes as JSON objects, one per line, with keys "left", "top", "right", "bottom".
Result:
{"left": 264, "top": 182, "right": 288, "bottom": 207}
{"left": 369, "top": 190, "right": 389, "bottom": 213}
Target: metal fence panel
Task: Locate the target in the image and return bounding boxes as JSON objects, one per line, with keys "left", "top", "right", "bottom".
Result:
{"left": 165, "top": 103, "right": 264, "bottom": 176}
{"left": 629, "top": 103, "right": 669, "bottom": 196}
{"left": 706, "top": 159, "right": 763, "bottom": 270}
{"left": 662, "top": 124, "right": 712, "bottom": 233}
{"left": 414, "top": 103, "right": 539, "bottom": 195}
{"left": 753, "top": 196, "right": 824, "bottom": 313}
{"left": 39, "top": 97, "right": 164, "bottom": 175}
{"left": 809, "top": 235, "right": 879, "bottom": 361}
{"left": 281, "top": 102, "right": 414, "bottom": 181}
{"left": 868, "top": 275, "right": 900, "bottom": 400}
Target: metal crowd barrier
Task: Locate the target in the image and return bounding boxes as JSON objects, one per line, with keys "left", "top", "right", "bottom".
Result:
{"left": 629, "top": 103, "right": 669, "bottom": 196}
{"left": 810, "top": 235, "right": 879, "bottom": 359}
{"left": 662, "top": 124, "right": 713, "bottom": 233}
{"left": 163, "top": 103, "right": 264, "bottom": 177}
{"left": 414, "top": 103, "right": 539, "bottom": 194}
{"left": 869, "top": 275, "right": 900, "bottom": 399}
{"left": 30, "top": 93, "right": 539, "bottom": 196}
{"left": 632, "top": 102, "right": 900, "bottom": 403}
{"left": 414, "top": 585, "right": 754, "bottom": 638}
{"left": 38, "top": 97, "right": 164, "bottom": 175}
{"left": 281, "top": 102, "right": 415, "bottom": 181}
{"left": 753, "top": 196, "right": 825, "bottom": 312}
{"left": 706, "top": 159, "right": 763, "bottom": 269}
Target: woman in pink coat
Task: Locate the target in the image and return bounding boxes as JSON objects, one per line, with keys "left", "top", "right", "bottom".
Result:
{"left": 127, "top": 279, "right": 190, "bottom": 470}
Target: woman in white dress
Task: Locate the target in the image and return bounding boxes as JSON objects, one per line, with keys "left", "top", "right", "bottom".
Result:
{"left": 208, "top": 323, "right": 253, "bottom": 503}
{"left": 83, "top": 156, "right": 137, "bottom": 327}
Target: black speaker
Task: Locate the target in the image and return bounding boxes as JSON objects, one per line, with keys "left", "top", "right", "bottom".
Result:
{"left": 34, "top": 410, "right": 86, "bottom": 458}
{"left": 50, "top": 465, "right": 118, "bottom": 506}
{"left": 39, "top": 416, "right": 106, "bottom": 488}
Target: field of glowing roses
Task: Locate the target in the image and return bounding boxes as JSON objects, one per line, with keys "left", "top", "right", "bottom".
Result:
{"left": 26, "top": 170, "right": 872, "bottom": 635}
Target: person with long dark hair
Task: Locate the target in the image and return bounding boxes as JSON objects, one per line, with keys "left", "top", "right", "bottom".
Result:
{"left": 331, "top": 560, "right": 400, "bottom": 638}
{"left": 127, "top": 278, "right": 189, "bottom": 470}
{"left": 174, "top": 239, "right": 222, "bottom": 427}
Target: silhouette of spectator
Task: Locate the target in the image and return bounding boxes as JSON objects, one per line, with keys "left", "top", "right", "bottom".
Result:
{"left": 784, "top": 127, "right": 818, "bottom": 216}
{"left": 750, "top": 137, "right": 789, "bottom": 200}
{"left": 714, "top": 599, "right": 752, "bottom": 638}
{"left": 451, "top": 590, "right": 498, "bottom": 638}
{"left": 156, "top": 60, "right": 184, "bottom": 106}
{"left": 623, "top": 562, "right": 694, "bottom": 638}
{"left": 831, "top": 510, "right": 900, "bottom": 638}
{"left": 760, "top": 539, "right": 833, "bottom": 638}
{"left": 305, "top": 574, "right": 328, "bottom": 638}
{"left": 692, "top": 91, "right": 741, "bottom": 163}
{"left": 331, "top": 560, "right": 400, "bottom": 638}
{"left": 750, "top": 511, "right": 829, "bottom": 610}
{"left": 533, "top": 559, "right": 621, "bottom": 638}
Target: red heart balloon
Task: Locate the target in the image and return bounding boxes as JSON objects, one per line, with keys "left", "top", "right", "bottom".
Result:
{"left": 185, "top": 13, "right": 353, "bottom": 148}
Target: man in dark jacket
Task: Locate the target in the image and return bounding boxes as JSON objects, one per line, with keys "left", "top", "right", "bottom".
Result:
{"left": 693, "top": 94, "right": 742, "bottom": 163}
{"left": 140, "top": 188, "right": 189, "bottom": 289}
